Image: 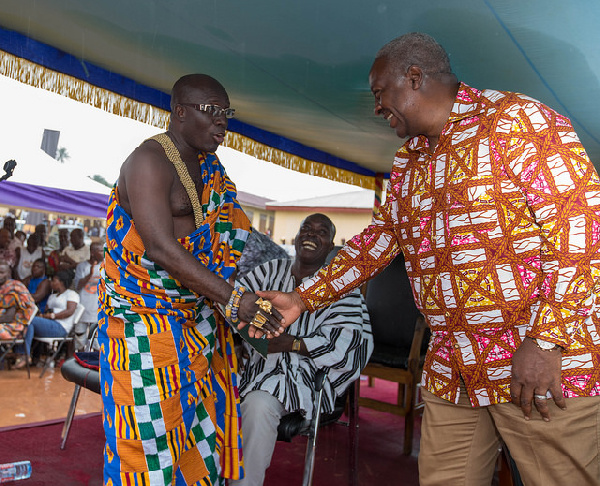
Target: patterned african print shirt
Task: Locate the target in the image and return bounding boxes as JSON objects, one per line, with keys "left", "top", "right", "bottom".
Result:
{"left": 298, "top": 83, "right": 600, "bottom": 407}
{"left": 237, "top": 258, "right": 373, "bottom": 419}
{"left": 0, "top": 279, "right": 36, "bottom": 339}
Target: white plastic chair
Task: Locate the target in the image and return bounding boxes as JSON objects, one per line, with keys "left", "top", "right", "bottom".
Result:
{"left": 33, "top": 303, "right": 85, "bottom": 378}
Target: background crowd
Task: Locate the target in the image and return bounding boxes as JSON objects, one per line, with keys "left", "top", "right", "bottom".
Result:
{"left": 0, "top": 216, "right": 104, "bottom": 368}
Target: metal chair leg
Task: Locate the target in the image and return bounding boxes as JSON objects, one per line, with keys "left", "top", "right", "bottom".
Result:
{"left": 60, "top": 384, "right": 82, "bottom": 450}
{"left": 348, "top": 379, "right": 359, "bottom": 486}
{"left": 302, "top": 369, "right": 327, "bottom": 486}
{"left": 0, "top": 344, "right": 10, "bottom": 367}
{"left": 302, "top": 387, "right": 324, "bottom": 485}
{"left": 39, "top": 340, "right": 66, "bottom": 378}
{"left": 0, "top": 334, "right": 31, "bottom": 379}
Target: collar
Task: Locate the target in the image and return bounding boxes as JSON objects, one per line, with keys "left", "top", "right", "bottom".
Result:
{"left": 446, "top": 82, "right": 485, "bottom": 123}
{"left": 407, "top": 82, "right": 484, "bottom": 153}
{"left": 289, "top": 259, "right": 327, "bottom": 284}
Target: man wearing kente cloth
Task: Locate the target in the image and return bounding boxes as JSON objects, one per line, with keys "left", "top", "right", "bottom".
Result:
{"left": 98, "top": 74, "right": 284, "bottom": 486}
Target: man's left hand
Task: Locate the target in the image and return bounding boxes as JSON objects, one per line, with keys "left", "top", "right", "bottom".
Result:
{"left": 266, "top": 333, "right": 294, "bottom": 354}
{"left": 510, "top": 337, "right": 566, "bottom": 421}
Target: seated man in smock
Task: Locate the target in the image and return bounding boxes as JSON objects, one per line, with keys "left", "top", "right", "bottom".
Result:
{"left": 230, "top": 213, "right": 373, "bottom": 486}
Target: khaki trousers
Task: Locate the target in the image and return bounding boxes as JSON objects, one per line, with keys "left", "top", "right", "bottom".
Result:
{"left": 419, "top": 384, "right": 600, "bottom": 485}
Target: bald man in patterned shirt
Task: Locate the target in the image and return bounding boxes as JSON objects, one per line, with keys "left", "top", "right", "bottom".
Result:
{"left": 259, "top": 33, "right": 600, "bottom": 485}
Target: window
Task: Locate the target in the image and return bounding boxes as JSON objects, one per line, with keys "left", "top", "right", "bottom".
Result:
{"left": 268, "top": 215, "right": 275, "bottom": 235}
{"left": 259, "top": 213, "right": 267, "bottom": 233}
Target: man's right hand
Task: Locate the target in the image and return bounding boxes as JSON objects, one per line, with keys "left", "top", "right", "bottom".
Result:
{"left": 248, "top": 290, "right": 306, "bottom": 338}
{"left": 237, "top": 291, "right": 285, "bottom": 338}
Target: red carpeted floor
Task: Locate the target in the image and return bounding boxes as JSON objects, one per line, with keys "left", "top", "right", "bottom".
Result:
{"left": 0, "top": 413, "right": 105, "bottom": 486}
{"left": 0, "top": 379, "right": 420, "bottom": 485}
{"left": 266, "top": 408, "right": 420, "bottom": 486}
{"left": 265, "top": 377, "right": 420, "bottom": 485}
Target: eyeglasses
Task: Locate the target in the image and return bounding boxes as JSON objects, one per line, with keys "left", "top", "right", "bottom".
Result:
{"left": 179, "top": 103, "right": 236, "bottom": 119}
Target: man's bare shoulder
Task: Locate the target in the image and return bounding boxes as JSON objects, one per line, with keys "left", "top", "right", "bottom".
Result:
{"left": 118, "top": 139, "right": 174, "bottom": 211}
{"left": 121, "top": 139, "right": 170, "bottom": 177}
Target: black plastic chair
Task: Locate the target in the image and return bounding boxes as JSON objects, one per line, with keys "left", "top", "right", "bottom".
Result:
{"left": 358, "top": 252, "right": 430, "bottom": 456}
{"left": 60, "top": 352, "right": 100, "bottom": 449}
{"left": 58, "top": 322, "right": 99, "bottom": 449}
{"left": 275, "top": 372, "right": 359, "bottom": 486}
{"left": 275, "top": 369, "right": 328, "bottom": 486}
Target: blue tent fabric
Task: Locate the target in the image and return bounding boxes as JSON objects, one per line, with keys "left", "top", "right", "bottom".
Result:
{"left": 0, "top": 1, "right": 598, "bottom": 181}
{"left": 0, "top": 180, "right": 109, "bottom": 218}
{"left": 0, "top": 25, "right": 378, "bottom": 180}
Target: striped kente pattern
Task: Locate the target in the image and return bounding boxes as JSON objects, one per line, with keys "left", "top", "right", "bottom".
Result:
{"left": 98, "top": 150, "right": 250, "bottom": 485}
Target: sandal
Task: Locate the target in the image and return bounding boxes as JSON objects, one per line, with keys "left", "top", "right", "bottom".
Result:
{"left": 13, "top": 357, "right": 30, "bottom": 370}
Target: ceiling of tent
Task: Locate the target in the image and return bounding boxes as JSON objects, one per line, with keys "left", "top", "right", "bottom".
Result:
{"left": 0, "top": 0, "right": 598, "bottom": 186}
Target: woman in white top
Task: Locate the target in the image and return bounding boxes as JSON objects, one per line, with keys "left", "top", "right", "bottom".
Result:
{"left": 22, "top": 270, "right": 80, "bottom": 359}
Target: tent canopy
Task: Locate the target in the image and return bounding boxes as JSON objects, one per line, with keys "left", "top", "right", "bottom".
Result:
{"left": 0, "top": 1, "right": 598, "bottom": 189}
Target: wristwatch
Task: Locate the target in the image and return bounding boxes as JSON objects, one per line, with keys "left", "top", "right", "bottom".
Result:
{"left": 533, "top": 338, "right": 559, "bottom": 351}
{"left": 292, "top": 338, "right": 302, "bottom": 352}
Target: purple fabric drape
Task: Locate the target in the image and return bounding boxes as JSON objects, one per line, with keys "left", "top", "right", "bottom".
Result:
{"left": 0, "top": 180, "right": 109, "bottom": 218}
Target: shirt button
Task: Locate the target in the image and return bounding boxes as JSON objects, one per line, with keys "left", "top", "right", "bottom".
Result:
{"left": 445, "top": 312, "right": 451, "bottom": 318}
{"left": 453, "top": 343, "right": 460, "bottom": 349}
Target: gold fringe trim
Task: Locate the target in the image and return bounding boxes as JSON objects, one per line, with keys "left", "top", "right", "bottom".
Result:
{"left": 1, "top": 49, "right": 374, "bottom": 189}
{"left": 0, "top": 49, "right": 170, "bottom": 129}
{"left": 372, "top": 173, "right": 384, "bottom": 217}
{"left": 224, "top": 132, "right": 375, "bottom": 190}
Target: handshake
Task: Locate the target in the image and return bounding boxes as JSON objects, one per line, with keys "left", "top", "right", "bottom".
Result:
{"left": 223, "top": 286, "right": 306, "bottom": 338}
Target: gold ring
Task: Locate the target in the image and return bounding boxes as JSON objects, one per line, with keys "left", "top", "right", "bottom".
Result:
{"left": 255, "top": 297, "right": 273, "bottom": 314}
{"left": 251, "top": 311, "right": 268, "bottom": 329}
{"left": 250, "top": 318, "right": 264, "bottom": 329}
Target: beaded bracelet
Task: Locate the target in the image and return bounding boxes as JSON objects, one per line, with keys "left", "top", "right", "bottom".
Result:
{"left": 225, "top": 286, "right": 246, "bottom": 324}
{"left": 230, "top": 286, "right": 246, "bottom": 324}
{"left": 225, "top": 288, "right": 237, "bottom": 321}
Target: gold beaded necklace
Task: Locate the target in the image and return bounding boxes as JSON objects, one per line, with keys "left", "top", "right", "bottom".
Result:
{"left": 149, "top": 133, "right": 204, "bottom": 229}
